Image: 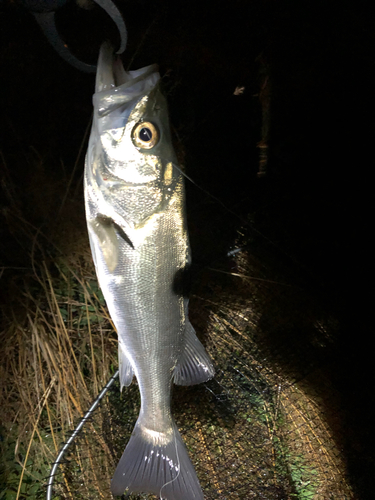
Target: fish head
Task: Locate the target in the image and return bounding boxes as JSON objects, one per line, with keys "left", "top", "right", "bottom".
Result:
{"left": 85, "top": 42, "right": 181, "bottom": 227}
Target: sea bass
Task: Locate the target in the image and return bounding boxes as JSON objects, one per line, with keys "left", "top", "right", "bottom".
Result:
{"left": 84, "top": 42, "right": 214, "bottom": 499}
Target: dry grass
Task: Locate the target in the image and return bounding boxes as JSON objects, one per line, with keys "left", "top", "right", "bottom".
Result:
{"left": 0, "top": 173, "right": 355, "bottom": 500}
{"left": 0, "top": 203, "right": 117, "bottom": 499}
{"left": 33, "top": 244, "right": 355, "bottom": 500}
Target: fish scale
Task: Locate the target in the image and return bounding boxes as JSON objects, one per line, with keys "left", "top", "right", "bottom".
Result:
{"left": 84, "top": 42, "right": 214, "bottom": 499}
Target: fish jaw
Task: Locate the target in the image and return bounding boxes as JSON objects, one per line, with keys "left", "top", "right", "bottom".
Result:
{"left": 86, "top": 44, "right": 181, "bottom": 228}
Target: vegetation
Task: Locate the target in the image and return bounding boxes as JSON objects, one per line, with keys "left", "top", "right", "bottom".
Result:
{"left": 0, "top": 174, "right": 354, "bottom": 499}
{"left": 0, "top": 188, "right": 117, "bottom": 499}
{"left": 0, "top": 8, "right": 358, "bottom": 493}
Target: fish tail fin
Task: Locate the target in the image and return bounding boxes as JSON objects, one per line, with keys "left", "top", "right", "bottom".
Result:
{"left": 173, "top": 321, "right": 215, "bottom": 386}
{"left": 111, "top": 418, "right": 203, "bottom": 499}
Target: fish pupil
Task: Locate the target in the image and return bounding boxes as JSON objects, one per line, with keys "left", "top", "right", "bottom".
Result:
{"left": 139, "top": 127, "right": 152, "bottom": 142}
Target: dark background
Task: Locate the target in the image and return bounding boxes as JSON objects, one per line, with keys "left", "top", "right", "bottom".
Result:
{"left": 0, "top": 0, "right": 373, "bottom": 497}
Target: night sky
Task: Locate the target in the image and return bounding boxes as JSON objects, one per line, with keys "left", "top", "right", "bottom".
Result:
{"left": 1, "top": 0, "right": 374, "bottom": 496}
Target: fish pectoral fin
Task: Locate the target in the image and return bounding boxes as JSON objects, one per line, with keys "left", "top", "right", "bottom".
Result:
{"left": 118, "top": 342, "right": 134, "bottom": 391}
{"left": 89, "top": 216, "right": 120, "bottom": 272}
{"left": 173, "top": 321, "right": 215, "bottom": 386}
{"left": 90, "top": 215, "right": 134, "bottom": 272}
{"left": 111, "top": 420, "right": 204, "bottom": 500}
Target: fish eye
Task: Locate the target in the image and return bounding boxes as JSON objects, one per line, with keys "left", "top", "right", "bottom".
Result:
{"left": 132, "top": 122, "right": 159, "bottom": 149}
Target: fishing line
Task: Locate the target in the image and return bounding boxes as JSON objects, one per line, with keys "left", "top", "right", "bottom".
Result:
{"left": 58, "top": 112, "right": 93, "bottom": 216}
{"left": 171, "top": 162, "right": 245, "bottom": 224}
{"left": 171, "top": 161, "right": 300, "bottom": 264}
{"left": 158, "top": 424, "right": 181, "bottom": 500}
{"left": 170, "top": 158, "right": 321, "bottom": 281}
{"left": 73, "top": 112, "right": 94, "bottom": 199}
{"left": 206, "top": 267, "right": 299, "bottom": 288}
{"left": 126, "top": 15, "right": 161, "bottom": 72}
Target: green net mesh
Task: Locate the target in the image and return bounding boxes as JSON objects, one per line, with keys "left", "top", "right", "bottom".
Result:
{"left": 49, "top": 230, "right": 354, "bottom": 500}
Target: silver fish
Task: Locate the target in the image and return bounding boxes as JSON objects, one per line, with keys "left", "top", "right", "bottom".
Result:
{"left": 84, "top": 42, "right": 214, "bottom": 499}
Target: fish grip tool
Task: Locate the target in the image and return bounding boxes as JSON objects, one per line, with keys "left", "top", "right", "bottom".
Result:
{"left": 21, "top": 0, "right": 127, "bottom": 72}
{"left": 45, "top": 370, "right": 119, "bottom": 500}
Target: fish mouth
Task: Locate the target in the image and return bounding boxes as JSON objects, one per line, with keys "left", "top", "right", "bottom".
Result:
{"left": 94, "top": 42, "right": 160, "bottom": 118}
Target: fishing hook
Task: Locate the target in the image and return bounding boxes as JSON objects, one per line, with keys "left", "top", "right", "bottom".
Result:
{"left": 21, "top": 0, "right": 127, "bottom": 72}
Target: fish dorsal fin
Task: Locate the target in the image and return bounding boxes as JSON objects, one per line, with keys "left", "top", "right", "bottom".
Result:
{"left": 118, "top": 341, "right": 134, "bottom": 390}
{"left": 173, "top": 322, "right": 215, "bottom": 386}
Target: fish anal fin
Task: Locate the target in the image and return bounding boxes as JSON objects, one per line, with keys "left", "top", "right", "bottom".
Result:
{"left": 111, "top": 420, "right": 204, "bottom": 499}
{"left": 118, "top": 342, "right": 134, "bottom": 391}
{"left": 173, "top": 322, "right": 215, "bottom": 386}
